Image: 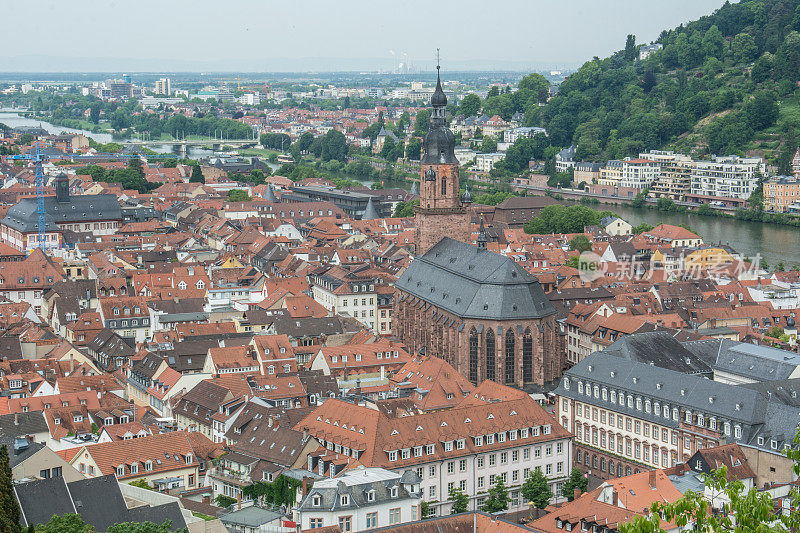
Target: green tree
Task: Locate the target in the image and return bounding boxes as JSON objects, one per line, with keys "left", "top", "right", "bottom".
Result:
{"left": 459, "top": 94, "right": 481, "bottom": 117}
{"left": 227, "top": 189, "right": 251, "bottom": 202}
{"left": 0, "top": 445, "right": 21, "bottom": 533}
{"left": 479, "top": 136, "right": 497, "bottom": 153}
{"left": 448, "top": 488, "right": 469, "bottom": 514}
{"left": 701, "top": 25, "right": 724, "bottom": 59}
{"left": 297, "top": 131, "right": 315, "bottom": 153}
{"left": 487, "top": 86, "right": 500, "bottom": 98}
{"left": 482, "top": 478, "right": 509, "bottom": 513}
{"left": 215, "top": 495, "right": 236, "bottom": 508}
{"left": 732, "top": 32, "right": 758, "bottom": 64}
{"left": 320, "top": 129, "right": 348, "bottom": 163}
{"left": 519, "top": 73, "right": 550, "bottom": 103}
{"left": 624, "top": 34, "right": 637, "bottom": 61}
{"left": 569, "top": 234, "right": 592, "bottom": 253}
{"left": 405, "top": 137, "right": 422, "bottom": 160}
{"left": 561, "top": 469, "right": 588, "bottom": 501}
{"left": 521, "top": 468, "right": 553, "bottom": 510}
{"left": 744, "top": 91, "right": 779, "bottom": 131}
{"left": 524, "top": 205, "right": 614, "bottom": 235}
{"left": 189, "top": 164, "right": 204, "bottom": 184}
{"left": 89, "top": 103, "right": 101, "bottom": 124}
{"left": 414, "top": 110, "right": 431, "bottom": 137}
{"left": 380, "top": 137, "right": 399, "bottom": 162}
{"left": 393, "top": 199, "right": 419, "bottom": 217}
{"left": 127, "top": 156, "right": 143, "bottom": 177}
{"left": 34, "top": 514, "right": 93, "bottom": 533}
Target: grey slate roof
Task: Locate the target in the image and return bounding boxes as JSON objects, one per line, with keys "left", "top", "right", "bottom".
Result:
{"left": 556, "top": 349, "right": 800, "bottom": 452}
{"left": 362, "top": 196, "right": 379, "bottom": 220}
{"left": 601, "top": 331, "right": 714, "bottom": 376}
{"left": 2, "top": 194, "right": 122, "bottom": 233}
{"left": 0, "top": 412, "right": 49, "bottom": 441}
{"left": 15, "top": 477, "right": 75, "bottom": 528}
{"left": 712, "top": 340, "right": 800, "bottom": 382}
{"left": 1, "top": 434, "right": 44, "bottom": 469}
{"left": 15, "top": 474, "right": 187, "bottom": 531}
{"left": 298, "top": 470, "right": 412, "bottom": 512}
{"left": 220, "top": 506, "right": 282, "bottom": 528}
{"left": 395, "top": 237, "right": 555, "bottom": 320}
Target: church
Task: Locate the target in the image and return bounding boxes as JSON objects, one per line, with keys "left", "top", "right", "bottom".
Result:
{"left": 393, "top": 67, "right": 564, "bottom": 389}
{"left": 413, "top": 64, "right": 471, "bottom": 255}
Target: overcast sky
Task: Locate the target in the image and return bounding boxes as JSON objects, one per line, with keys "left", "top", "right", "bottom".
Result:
{"left": 2, "top": 0, "right": 729, "bottom": 72}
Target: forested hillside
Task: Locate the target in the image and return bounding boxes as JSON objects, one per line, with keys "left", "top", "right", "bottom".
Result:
{"left": 529, "top": 0, "right": 800, "bottom": 172}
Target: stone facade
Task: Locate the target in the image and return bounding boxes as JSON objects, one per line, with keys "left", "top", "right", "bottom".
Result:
{"left": 414, "top": 205, "right": 469, "bottom": 257}
{"left": 392, "top": 300, "right": 562, "bottom": 388}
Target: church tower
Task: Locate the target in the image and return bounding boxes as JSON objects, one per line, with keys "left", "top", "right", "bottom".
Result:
{"left": 414, "top": 61, "right": 471, "bottom": 255}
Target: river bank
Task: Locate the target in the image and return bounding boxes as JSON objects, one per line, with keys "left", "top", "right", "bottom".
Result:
{"left": 560, "top": 200, "right": 800, "bottom": 267}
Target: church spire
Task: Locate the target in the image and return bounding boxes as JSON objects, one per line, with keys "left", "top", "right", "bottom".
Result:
{"left": 430, "top": 49, "right": 447, "bottom": 109}
{"left": 477, "top": 215, "right": 487, "bottom": 251}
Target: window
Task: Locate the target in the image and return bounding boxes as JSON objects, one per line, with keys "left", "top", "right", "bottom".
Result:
{"left": 338, "top": 516, "right": 352, "bottom": 532}
{"left": 340, "top": 495, "right": 350, "bottom": 506}
{"left": 310, "top": 518, "right": 323, "bottom": 528}
{"left": 366, "top": 513, "right": 377, "bottom": 528}
{"left": 389, "top": 508, "right": 401, "bottom": 525}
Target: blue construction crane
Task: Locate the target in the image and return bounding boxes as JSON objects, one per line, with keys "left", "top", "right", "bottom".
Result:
{"left": 6, "top": 144, "right": 179, "bottom": 250}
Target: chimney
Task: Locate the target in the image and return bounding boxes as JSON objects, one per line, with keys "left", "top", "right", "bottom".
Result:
{"left": 574, "top": 488, "right": 581, "bottom": 501}
{"left": 612, "top": 489, "right": 618, "bottom": 506}
{"left": 14, "top": 413, "right": 19, "bottom": 426}
{"left": 649, "top": 469, "right": 656, "bottom": 487}
{"left": 302, "top": 476, "right": 309, "bottom": 498}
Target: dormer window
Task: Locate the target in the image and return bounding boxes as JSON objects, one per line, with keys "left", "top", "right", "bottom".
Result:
{"left": 367, "top": 490, "right": 375, "bottom": 502}
{"left": 312, "top": 495, "right": 321, "bottom": 506}
{"left": 340, "top": 494, "right": 350, "bottom": 506}
{"left": 390, "top": 486, "right": 398, "bottom": 497}
{"left": 116, "top": 466, "right": 125, "bottom": 477}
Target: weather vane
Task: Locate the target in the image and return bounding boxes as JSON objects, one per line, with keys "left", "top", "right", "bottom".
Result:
{"left": 436, "top": 48, "right": 440, "bottom": 70}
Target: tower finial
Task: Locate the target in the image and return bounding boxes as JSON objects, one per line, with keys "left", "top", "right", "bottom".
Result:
{"left": 436, "top": 48, "right": 440, "bottom": 71}
{"left": 477, "top": 215, "right": 487, "bottom": 251}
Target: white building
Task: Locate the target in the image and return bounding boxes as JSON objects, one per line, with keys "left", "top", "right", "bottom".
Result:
{"left": 298, "top": 383, "right": 573, "bottom": 517}
{"left": 504, "top": 126, "right": 547, "bottom": 144}
{"left": 239, "top": 93, "right": 261, "bottom": 106}
{"left": 639, "top": 43, "right": 664, "bottom": 60}
{"left": 154, "top": 78, "right": 171, "bottom": 96}
{"left": 475, "top": 152, "right": 505, "bottom": 173}
{"left": 297, "top": 467, "right": 422, "bottom": 531}
{"left": 690, "top": 155, "right": 766, "bottom": 199}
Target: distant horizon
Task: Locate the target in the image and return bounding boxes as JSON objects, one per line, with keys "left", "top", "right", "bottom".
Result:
{"left": 0, "top": 0, "right": 728, "bottom": 74}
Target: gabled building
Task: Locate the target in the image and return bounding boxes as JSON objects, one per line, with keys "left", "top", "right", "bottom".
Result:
{"left": 296, "top": 381, "right": 572, "bottom": 515}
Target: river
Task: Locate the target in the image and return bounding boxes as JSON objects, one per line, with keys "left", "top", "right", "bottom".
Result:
{"left": 0, "top": 112, "right": 226, "bottom": 160}
{"left": 595, "top": 203, "right": 800, "bottom": 267}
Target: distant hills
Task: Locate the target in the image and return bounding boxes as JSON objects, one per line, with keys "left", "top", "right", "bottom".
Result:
{"left": 536, "top": 0, "right": 800, "bottom": 172}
